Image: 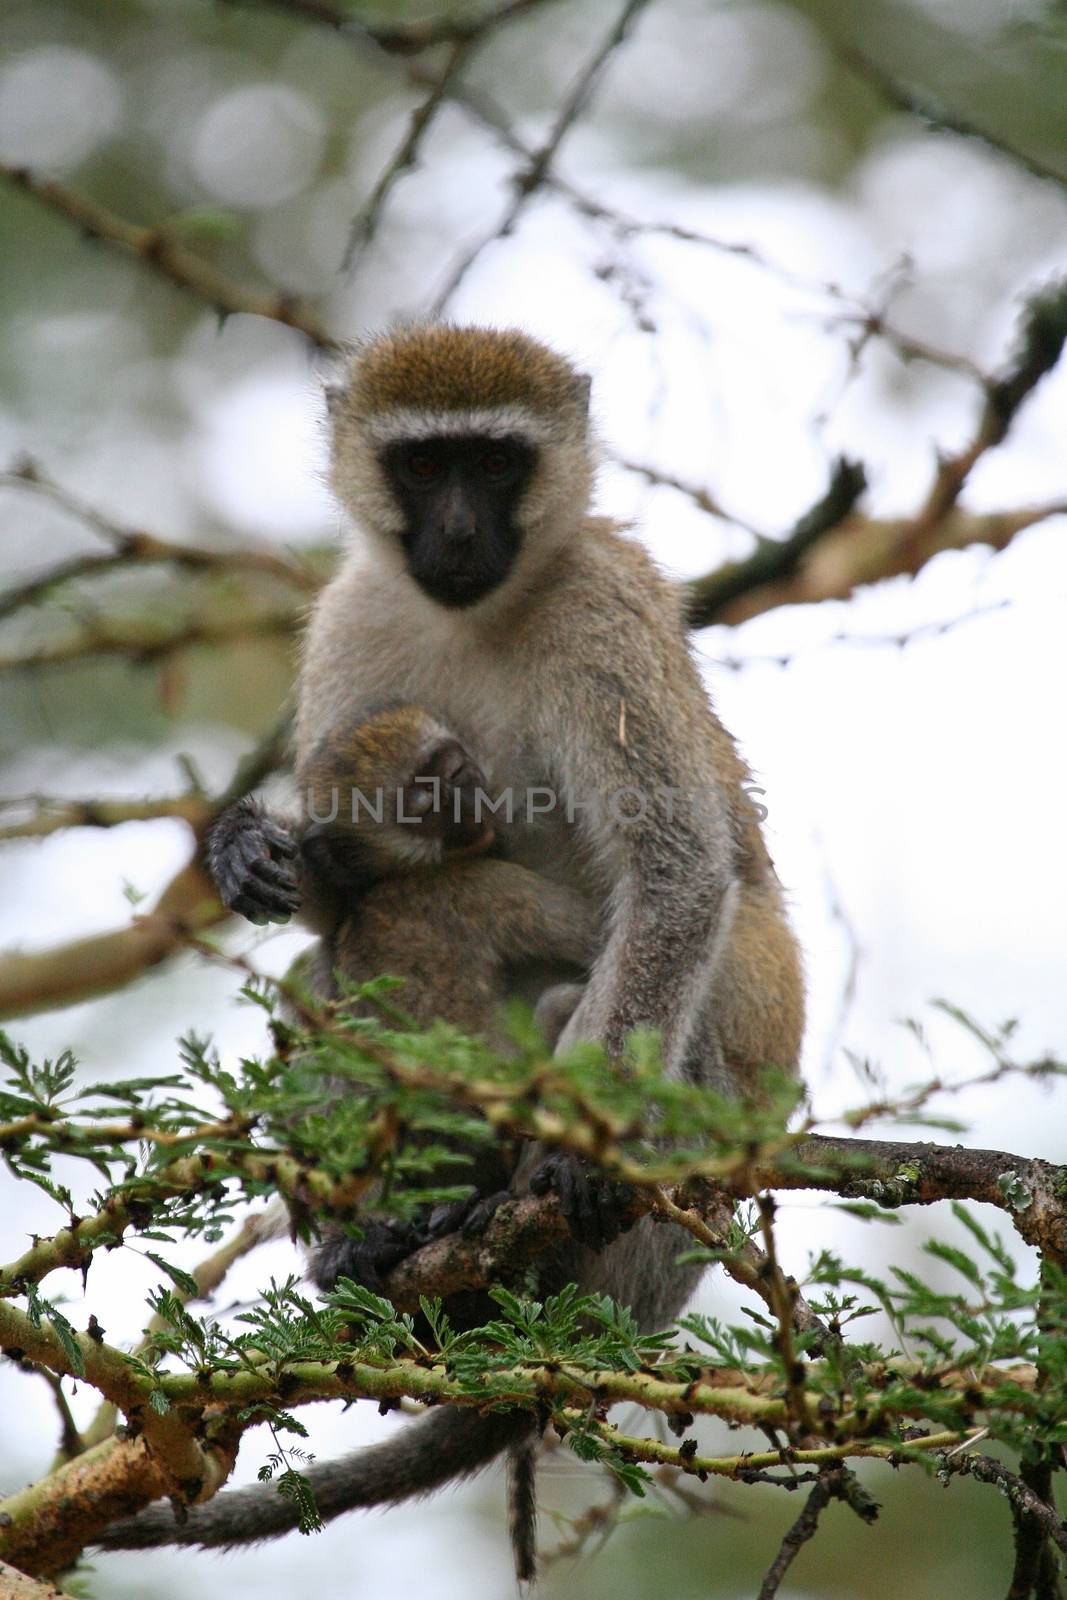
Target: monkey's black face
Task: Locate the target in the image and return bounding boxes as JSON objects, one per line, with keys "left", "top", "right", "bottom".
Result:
{"left": 381, "top": 434, "right": 536, "bottom": 608}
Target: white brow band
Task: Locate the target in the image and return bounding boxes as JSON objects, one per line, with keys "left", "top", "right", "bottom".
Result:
{"left": 360, "top": 405, "right": 557, "bottom": 447}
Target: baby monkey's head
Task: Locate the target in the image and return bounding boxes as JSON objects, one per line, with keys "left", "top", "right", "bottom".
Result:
{"left": 299, "top": 704, "right": 494, "bottom": 889}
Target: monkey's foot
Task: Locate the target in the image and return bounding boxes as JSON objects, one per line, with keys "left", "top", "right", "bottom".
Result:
{"left": 420, "top": 1189, "right": 511, "bottom": 1242}
{"left": 207, "top": 796, "right": 301, "bottom": 924}
{"left": 528, "top": 1154, "right": 632, "bottom": 1250}
{"left": 311, "top": 1216, "right": 421, "bottom": 1295}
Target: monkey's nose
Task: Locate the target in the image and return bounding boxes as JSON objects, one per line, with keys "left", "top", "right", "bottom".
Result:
{"left": 439, "top": 482, "right": 478, "bottom": 545}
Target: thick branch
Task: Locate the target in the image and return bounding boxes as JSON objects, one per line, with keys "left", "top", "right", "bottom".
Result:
{"left": 686, "top": 502, "right": 1064, "bottom": 629}
{"left": 0, "top": 861, "right": 224, "bottom": 1021}
{"left": 381, "top": 1124, "right": 1067, "bottom": 1312}
{"left": 0, "top": 606, "right": 299, "bottom": 673}
{"left": 766, "top": 1135, "right": 1067, "bottom": 1267}
{"left": 0, "top": 1438, "right": 190, "bottom": 1581}
{"left": 685, "top": 457, "right": 866, "bottom": 627}
{"left": 0, "top": 1563, "right": 77, "bottom": 1598}
{"left": 0, "top": 795, "right": 212, "bottom": 843}
{"left": 0, "top": 716, "right": 291, "bottom": 1018}
{"left": 0, "top": 1303, "right": 240, "bottom": 1520}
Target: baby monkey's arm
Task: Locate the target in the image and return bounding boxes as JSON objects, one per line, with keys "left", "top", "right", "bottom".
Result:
{"left": 476, "top": 860, "right": 601, "bottom": 970}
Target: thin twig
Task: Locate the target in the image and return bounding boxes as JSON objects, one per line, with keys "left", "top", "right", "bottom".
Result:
{"left": 938, "top": 1450, "right": 1067, "bottom": 1557}
{"left": 431, "top": 0, "right": 652, "bottom": 312}
{"left": 830, "top": 36, "right": 1067, "bottom": 197}
{"left": 648, "top": 1184, "right": 836, "bottom": 1355}
{"left": 40, "top": 1370, "right": 86, "bottom": 1466}
{"left": 343, "top": 41, "right": 473, "bottom": 270}
{"left": 0, "top": 460, "right": 324, "bottom": 623}
{"left": 82, "top": 1207, "right": 281, "bottom": 1451}
{"left": 758, "top": 1195, "right": 814, "bottom": 1434}
{"left": 224, "top": 0, "right": 558, "bottom": 57}
{"left": 0, "top": 607, "right": 299, "bottom": 672}
{"left": 756, "top": 1467, "right": 846, "bottom": 1600}
{"left": 0, "top": 165, "right": 336, "bottom": 350}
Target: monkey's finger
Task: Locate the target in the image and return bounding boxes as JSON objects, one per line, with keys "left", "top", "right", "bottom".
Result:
{"left": 530, "top": 1154, "right": 600, "bottom": 1247}
{"left": 260, "top": 818, "right": 298, "bottom": 858}
{"left": 229, "top": 891, "right": 296, "bottom": 925}
{"left": 223, "top": 835, "right": 301, "bottom": 919}
{"left": 226, "top": 866, "right": 301, "bottom": 920}
{"left": 243, "top": 854, "right": 300, "bottom": 894}
{"left": 229, "top": 828, "right": 298, "bottom": 888}
{"left": 460, "top": 1190, "right": 510, "bottom": 1238}
{"left": 225, "top": 865, "right": 300, "bottom": 918}
{"left": 593, "top": 1178, "right": 632, "bottom": 1247}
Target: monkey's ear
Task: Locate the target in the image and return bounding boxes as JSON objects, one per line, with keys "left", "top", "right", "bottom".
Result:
{"left": 324, "top": 383, "right": 345, "bottom": 420}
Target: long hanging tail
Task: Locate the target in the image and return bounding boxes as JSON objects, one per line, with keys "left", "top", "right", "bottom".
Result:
{"left": 97, "top": 1408, "right": 532, "bottom": 1553}
{"left": 508, "top": 1432, "right": 539, "bottom": 1584}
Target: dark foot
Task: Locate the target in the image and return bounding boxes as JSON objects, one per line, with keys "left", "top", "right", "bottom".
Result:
{"left": 310, "top": 1216, "right": 420, "bottom": 1296}
{"left": 206, "top": 796, "right": 300, "bottom": 924}
{"left": 529, "top": 1154, "right": 633, "bottom": 1250}
{"left": 420, "top": 1189, "right": 511, "bottom": 1243}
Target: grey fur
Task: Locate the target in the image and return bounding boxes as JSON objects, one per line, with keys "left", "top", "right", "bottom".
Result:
{"left": 100, "top": 328, "right": 804, "bottom": 1571}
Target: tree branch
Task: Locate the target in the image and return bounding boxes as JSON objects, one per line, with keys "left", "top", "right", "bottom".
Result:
{"left": 0, "top": 166, "right": 337, "bottom": 350}
{"left": 756, "top": 1468, "right": 848, "bottom": 1600}
{"left": 685, "top": 457, "right": 867, "bottom": 627}
{"left": 0, "top": 1563, "right": 77, "bottom": 1598}
{"left": 379, "top": 1121, "right": 1067, "bottom": 1314}
{"left": 431, "top": 0, "right": 652, "bottom": 311}
{"left": 938, "top": 1451, "right": 1067, "bottom": 1558}
{"left": 0, "top": 459, "right": 324, "bottom": 624}
{"left": 0, "top": 606, "right": 299, "bottom": 673}
{"left": 0, "top": 714, "right": 291, "bottom": 1018}
{"left": 343, "top": 41, "right": 473, "bottom": 271}
{"left": 0, "top": 1266, "right": 1039, "bottom": 1576}
{"left": 829, "top": 37, "right": 1067, "bottom": 197}
{"left": 224, "top": 0, "right": 559, "bottom": 57}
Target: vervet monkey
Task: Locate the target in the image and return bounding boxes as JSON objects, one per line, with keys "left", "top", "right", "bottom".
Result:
{"left": 100, "top": 326, "right": 804, "bottom": 1571}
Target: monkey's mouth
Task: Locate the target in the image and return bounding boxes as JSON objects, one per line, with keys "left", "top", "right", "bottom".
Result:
{"left": 411, "top": 556, "right": 515, "bottom": 609}
{"left": 430, "top": 571, "right": 494, "bottom": 605}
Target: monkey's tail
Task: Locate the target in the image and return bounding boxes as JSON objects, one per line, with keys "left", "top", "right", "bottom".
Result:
{"left": 96, "top": 1408, "right": 534, "bottom": 1553}
{"left": 508, "top": 1432, "right": 539, "bottom": 1585}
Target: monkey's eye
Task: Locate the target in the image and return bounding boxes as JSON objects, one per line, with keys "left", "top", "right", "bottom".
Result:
{"left": 480, "top": 449, "right": 513, "bottom": 479}
{"left": 406, "top": 451, "right": 443, "bottom": 480}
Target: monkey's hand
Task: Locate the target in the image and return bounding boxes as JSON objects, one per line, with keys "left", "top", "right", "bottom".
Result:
{"left": 528, "top": 1154, "right": 633, "bottom": 1251}
{"left": 310, "top": 1216, "right": 423, "bottom": 1295}
{"left": 206, "top": 796, "right": 301, "bottom": 925}
{"left": 420, "top": 1189, "right": 511, "bottom": 1242}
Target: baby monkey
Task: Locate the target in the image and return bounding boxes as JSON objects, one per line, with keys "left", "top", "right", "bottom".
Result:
{"left": 290, "top": 702, "right": 601, "bottom": 1299}
{"left": 295, "top": 702, "right": 596, "bottom": 1040}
